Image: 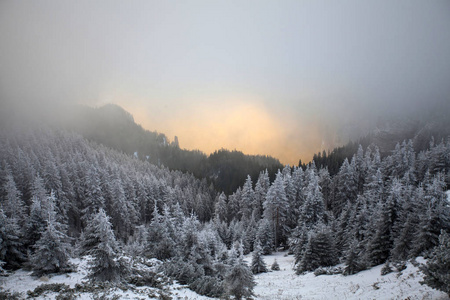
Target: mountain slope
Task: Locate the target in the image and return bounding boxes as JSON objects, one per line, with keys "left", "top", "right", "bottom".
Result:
{"left": 59, "top": 104, "right": 282, "bottom": 194}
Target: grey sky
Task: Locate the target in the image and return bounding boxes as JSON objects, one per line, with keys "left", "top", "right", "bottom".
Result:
{"left": 1, "top": 0, "right": 450, "bottom": 164}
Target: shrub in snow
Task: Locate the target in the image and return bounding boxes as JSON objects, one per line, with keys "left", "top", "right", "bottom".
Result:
{"left": 420, "top": 230, "right": 450, "bottom": 296}
{"left": 163, "top": 257, "right": 204, "bottom": 285}
{"left": 381, "top": 261, "right": 393, "bottom": 276}
{"left": 271, "top": 259, "right": 280, "bottom": 271}
{"left": 189, "top": 275, "right": 224, "bottom": 298}
{"left": 392, "top": 261, "right": 407, "bottom": 272}
{"left": 314, "top": 266, "right": 344, "bottom": 276}
{"left": 0, "top": 290, "right": 21, "bottom": 300}
{"left": 27, "top": 283, "right": 70, "bottom": 298}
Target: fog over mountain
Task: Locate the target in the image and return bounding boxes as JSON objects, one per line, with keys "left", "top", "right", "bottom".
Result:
{"left": 1, "top": 0, "right": 450, "bottom": 164}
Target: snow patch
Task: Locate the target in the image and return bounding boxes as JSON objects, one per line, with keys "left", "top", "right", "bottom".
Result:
{"left": 247, "top": 252, "right": 449, "bottom": 300}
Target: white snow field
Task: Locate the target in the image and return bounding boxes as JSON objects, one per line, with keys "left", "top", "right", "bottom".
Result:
{"left": 249, "top": 252, "right": 449, "bottom": 300}
{"left": 1, "top": 253, "right": 449, "bottom": 299}
{"left": 0, "top": 257, "right": 212, "bottom": 300}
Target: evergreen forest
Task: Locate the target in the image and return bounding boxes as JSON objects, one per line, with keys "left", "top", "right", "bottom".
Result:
{"left": 1, "top": 125, "right": 449, "bottom": 298}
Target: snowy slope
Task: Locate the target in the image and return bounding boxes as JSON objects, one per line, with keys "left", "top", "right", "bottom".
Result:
{"left": 2, "top": 253, "right": 449, "bottom": 299}
{"left": 248, "top": 252, "right": 449, "bottom": 300}
{"left": 0, "top": 257, "right": 212, "bottom": 300}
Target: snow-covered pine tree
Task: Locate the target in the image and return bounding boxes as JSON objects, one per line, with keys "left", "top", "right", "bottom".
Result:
{"left": 224, "top": 257, "right": 256, "bottom": 300}
{"left": 241, "top": 175, "right": 254, "bottom": 224}
{"left": 420, "top": 230, "right": 450, "bottom": 296}
{"left": 252, "top": 170, "right": 270, "bottom": 221}
{"left": 290, "top": 224, "right": 309, "bottom": 265}
{"left": 251, "top": 241, "right": 268, "bottom": 274}
{"left": 146, "top": 203, "right": 176, "bottom": 260}
{"left": 2, "top": 172, "right": 26, "bottom": 223}
{"left": 412, "top": 174, "right": 450, "bottom": 256}
{"left": 332, "top": 158, "right": 357, "bottom": 216}
{"left": 256, "top": 218, "right": 274, "bottom": 255}
{"left": 296, "top": 224, "right": 338, "bottom": 274}
{"left": 80, "top": 208, "right": 125, "bottom": 282}
{"left": 30, "top": 217, "right": 72, "bottom": 276}
{"left": 214, "top": 192, "right": 228, "bottom": 223}
{"left": 343, "top": 239, "right": 365, "bottom": 275}
{"left": 263, "top": 170, "right": 289, "bottom": 248}
{"left": 0, "top": 208, "right": 25, "bottom": 269}
{"left": 297, "top": 168, "right": 326, "bottom": 229}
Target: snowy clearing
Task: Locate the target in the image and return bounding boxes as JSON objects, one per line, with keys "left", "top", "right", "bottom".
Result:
{"left": 248, "top": 252, "right": 449, "bottom": 300}
{"left": 1, "top": 253, "right": 449, "bottom": 299}
{"left": 0, "top": 257, "right": 212, "bottom": 300}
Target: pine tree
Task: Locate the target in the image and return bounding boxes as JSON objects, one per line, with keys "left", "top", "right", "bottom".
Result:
{"left": 296, "top": 224, "right": 338, "bottom": 274}
{"left": 241, "top": 175, "right": 254, "bottom": 223}
{"left": 412, "top": 174, "right": 450, "bottom": 256}
{"left": 0, "top": 208, "right": 25, "bottom": 269}
{"left": 146, "top": 203, "right": 177, "bottom": 260}
{"left": 29, "top": 191, "right": 71, "bottom": 275}
{"left": 250, "top": 242, "right": 268, "bottom": 274}
{"left": 366, "top": 194, "right": 397, "bottom": 266}
{"left": 224, "top": 258, "right": 256, "bottom": 300}
{"left": 80, "top": 209, "right": 125, "bottom": 282}
{"left": 298, "top": 169, "right": 326, "bottom": 229}
{"left": 332, "top": 158, "right": 357, "bottom": 216}
{"left": 2, "top": 172, "right": 25, "bottom": 223}
{"left": 256, "top": 219, "right": 274, "bottom": 255}
{"left": 30, "top": 218, "right": 72, "bottom": 275}
{"left": 420, "top": 230, "right": 450, "bottom": 296}
{"left": 214, "top": 192, "right": 228, "bottom": 223}
{"left": 252, "top": 170, "right": 270, "bottom": 221}
{"left": 343, "top": 239, "right": 365, "bottom": 275}
{"left": 263, "top": 170, "right": 289, "bottom": 247}
{"left": 290, "top": 224, "right": 309, "bottom": 265}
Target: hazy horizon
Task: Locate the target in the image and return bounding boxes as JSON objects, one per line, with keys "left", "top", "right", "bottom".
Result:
{"left": 1, "top": 1, "right": 450, "bottom": 165}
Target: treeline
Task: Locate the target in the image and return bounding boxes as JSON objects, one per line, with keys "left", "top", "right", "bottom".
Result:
{"left": 61, "top": 104, "right": 282, "bottom": 195}
{"left": 309, "top": 116, "right": 450, "bottom": 177}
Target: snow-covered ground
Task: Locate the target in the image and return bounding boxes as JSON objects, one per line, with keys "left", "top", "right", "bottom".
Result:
{"left": 249, "top": 252, "right": 449, "bottom": 300}
{"left": 0, "top": 257, "right": 212, "bottom": 299}
{"left": 2, "top": 253, "right": 449, "bottom": 299}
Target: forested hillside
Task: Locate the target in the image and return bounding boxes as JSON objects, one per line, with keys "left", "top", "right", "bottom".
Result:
{"left": 60, "top": 104, "right": 282, "bottom": 194}
{"left": 1, "top": 125, "right": 449, "bottom": 298}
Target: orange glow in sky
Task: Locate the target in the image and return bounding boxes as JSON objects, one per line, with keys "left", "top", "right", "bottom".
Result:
{"left": 114, "top": 95, "right": 325, "bottom": 166}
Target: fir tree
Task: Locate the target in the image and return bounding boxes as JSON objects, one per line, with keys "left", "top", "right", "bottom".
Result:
{"left": 80, "top": 209, "right": 125, "bottom": 282}
{"left": 256, "top": 219, "right": 274, "bottom": 255}
{"left": 241, "top": 175, "right": 254, "bottom": 223}
{"left": 296, "top": 224, "right": 338, "bottom": 274}
{"left": 343, "top": 239, "right": 365, "bottom": 275}
{"left": 0, "top": 208, "right": 25, "bottom": 269}
{"left": 29, "top": 191, "right": 71, "bottom": 275}
{"left": 366, "top": 188, "right": 398, "bottom": 266}
{"left": 224, "top": 258, "right": 256, "bottom": 300}
{"left": 420, "top": 230, "right": 450, "bottom": 296}
{"left": 250, "top": 242, "right": 268, "bottom": 274}
{"left": 263, "top": 170, "right": 289, "bottom": 247}
{"left": 298, "top": 169, "right": 326, "bottom": 229}
{"left": 30, "top": 218, "right": 72, "bottom": 275}
{"left": 214, "top": 192, "right": 228, "bottom": 223}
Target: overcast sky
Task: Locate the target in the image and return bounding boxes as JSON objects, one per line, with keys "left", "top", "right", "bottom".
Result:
{"left": 1, "top": 0, "right": 450, "bottom": 164}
